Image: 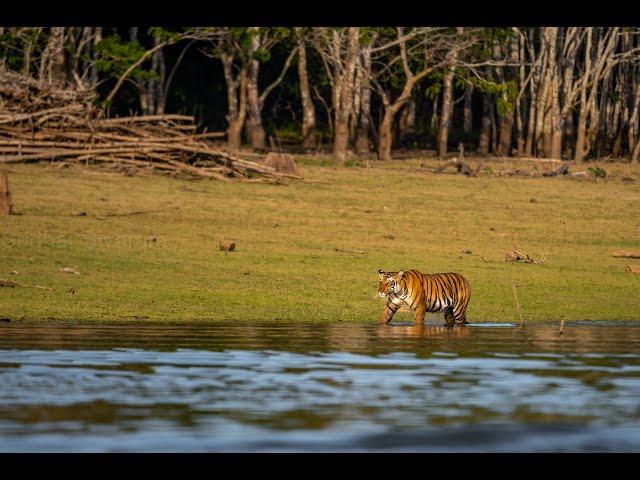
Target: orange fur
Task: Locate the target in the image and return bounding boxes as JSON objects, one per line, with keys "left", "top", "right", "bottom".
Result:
{"left": 377, "top": 269, "right": 471, "bottom": 327}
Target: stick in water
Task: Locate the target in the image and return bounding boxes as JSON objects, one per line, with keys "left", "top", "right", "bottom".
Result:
{"left": 512, "top": 284, "right": 524, "bottom": 326}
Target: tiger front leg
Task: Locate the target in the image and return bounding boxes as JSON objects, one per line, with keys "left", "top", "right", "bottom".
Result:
{"left": 380, "top": 301, "right": 400, "bottom": 325}
{"left": 414, "top": 303, "right": 426, "bottom": 326}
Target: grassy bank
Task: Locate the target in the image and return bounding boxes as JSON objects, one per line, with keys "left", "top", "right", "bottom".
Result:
{"left": 1, "top": 159, "right": 639, "bottom": 323}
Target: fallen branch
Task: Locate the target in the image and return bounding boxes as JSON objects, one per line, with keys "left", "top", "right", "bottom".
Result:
{"left": 613, "top": 250, "right": 640, "bottom": 259}
{"left": 505, "top": 247, "right": 546, "bottom": 264}
{"left": 0, "top": 278, "right": 54, "bottom": 291}
{"left": 334, "top": 248, "right": 366, "bottom": 254}
{"left": 0, "top": 65, "right": 300, "bottom": 182}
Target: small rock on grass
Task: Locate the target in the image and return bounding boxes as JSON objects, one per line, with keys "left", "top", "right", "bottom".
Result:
{"left": 59, "top": 267, "right": 80, "bottom": 275}
{"left": 219, "top": 241, "right": 236, "bottom": 252}
{"left": 626, "top": 265, "right": 640, "bottom": 275}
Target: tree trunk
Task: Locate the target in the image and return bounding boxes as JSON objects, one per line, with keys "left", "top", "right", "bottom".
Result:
{"left": 479, "top": 94, "right": 492, "bottom": 156}
{"left": 246, "top": 68, "right": 265, "bottom": 149}
{"left": 355, "top": 45, "right": 372, "bottom": 155}
{"left": 298, "top": 40, "right": 316, "bottom": 150}
{"left": 490, "top": 101, "right": 498, "bottom": 154}
{"left": 463, "top": 82, "right": 474, "bottom": 137}
{"left": 398, "top": 95, "right": 416, "bottom": 144}
{"left": 525, "top": 29, "right": 542, "bottom": 156}
{"left": 90, "top": 27, "right": 102, "bottom": 91}
{"left": 497, "top": 106, "right": 514, "bottom": 157}
{"left": 0, "top": 170, "right": 13, "bottom": 215}
{"left": 628, "top": 75, "right": 640, "bottom": 161}
{"left": 247, "top": 32, "right": 266, "bottom": 150}
{"left": 437, "top": 63, "right": 455, "bottom": 159}
{"left": 222, "top": 52, "right": 248, "bottom": 153}
{"left": 332, "top": 27, "right": 359, "bottom": 164}
{"left": 153, "top": 37, "right": 166, "bottom": 115}
{"left": 574, "top": 28, "right": 591, "bottom": 165}
{"left": 42, "top": 27, "right": 67, "bottom": 88}
{"left": 376, "top": 72, "right": 422, "bottom": 161}
{"left": 334, "top": 116, "right": 350, "bottom": 164}
{"left": 437, "top": 30, "right": 462, "bottom": 160}
{"left": 496, "top": 34, "right": 520, "bottom": 157}
{"left": 574, "top": 107, "right": 589, "bottom": 164}
{"left": 515, "top": 100, "right": 525, "bottom": 155}
{"left": 550, "top": 76, "right": 563, "bottom": 159}
{"left": 632, "top": 136, "right": 640, "bottom": 163}
{"left": 378, "top": 112, "right": 394, "bottom": 161}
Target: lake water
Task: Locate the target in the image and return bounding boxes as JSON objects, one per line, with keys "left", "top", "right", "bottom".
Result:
{"left": 1, "top": 321, "right": 640, "bottom": 452}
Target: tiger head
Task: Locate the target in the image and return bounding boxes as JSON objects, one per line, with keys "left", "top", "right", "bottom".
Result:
{"left": 377, "top": 269, "right": 405, "bottom": 298}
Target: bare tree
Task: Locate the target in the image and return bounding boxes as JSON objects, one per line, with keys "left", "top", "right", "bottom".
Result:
{"left": 39, "top": 27, "right": 67, "bottom": 87}
{"left": 295, "top": 29, "right": 317, "bottom": 150}
{"left": 437, "top": 27, "right": 464, "bottom": 159}
{"left": 371, "top": 27, "right": 485, "bottom": 160}
{"left": 245, "top": 27, "right": 297, "bottom": 150}
{"left": 310, "top": 27, "right": 360, "bottom": 164}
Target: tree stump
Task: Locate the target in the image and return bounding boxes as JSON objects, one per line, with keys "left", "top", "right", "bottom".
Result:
{"left": 263, "top": 152, "right": 299, "bottom": 175}
{"left": 0, "top": 170, "right": 13, "bottom": 215}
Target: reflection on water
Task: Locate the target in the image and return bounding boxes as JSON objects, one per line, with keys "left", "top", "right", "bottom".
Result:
{"left": 1, "top": 322, "right": 640, "bottom": 452}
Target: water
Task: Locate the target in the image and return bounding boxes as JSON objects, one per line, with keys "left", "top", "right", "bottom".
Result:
{"left": 1, "top": 321, "right": 640, "bottom": 452}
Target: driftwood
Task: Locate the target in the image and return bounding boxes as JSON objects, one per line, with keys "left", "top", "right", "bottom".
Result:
{"left": 612, "top": 250, "right": 640, "bottom": 259}
{"left": 498, "top": 164, "right": 569, "bottom": 178}
{"left": 0, "top": 65, "right": 301, "bottom": 183}
{"left": 505, "top": 248, "right": 546, "bottom": 264}
{"left": 433, "top": 158, "right": 479, "bottom": 176}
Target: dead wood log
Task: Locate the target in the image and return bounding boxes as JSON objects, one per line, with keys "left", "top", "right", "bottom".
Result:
{"left": 97, "top": 114, "right": 194, "bottom": 125}
{"left": 434, "top": 158, "right": 477, "bottom": 176}
{"left": 0, "top": 66, "right": 299, "bottom": 182}
{"left": 542, "top": 165, "right": 569, "bottom": 177}
{"left": 505, "top": 248, "right": 546, "bottom": 264}
{"left": 0, "top": 278, "right": 54, "bottom": 291}
{"left": 493, "top": 156, "right": 563, "bottom": 164}
{"left": 612, "top": 250, "right": 640, "bottom": 259}
{"left": 334, "top": 247, "right": 366, "bottom": 254}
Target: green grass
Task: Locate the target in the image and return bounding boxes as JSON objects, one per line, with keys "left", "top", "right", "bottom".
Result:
{"left": 1, "top": 160, "right": 639, "bottom": 323}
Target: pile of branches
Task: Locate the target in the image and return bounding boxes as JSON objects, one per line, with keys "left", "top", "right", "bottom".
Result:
{"left": 0, "top": 66, "right": 301, "bottom": 183}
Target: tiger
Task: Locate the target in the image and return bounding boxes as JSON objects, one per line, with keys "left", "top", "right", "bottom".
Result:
{"left": 377, "top": 269, "right": 471, "bottom": 327}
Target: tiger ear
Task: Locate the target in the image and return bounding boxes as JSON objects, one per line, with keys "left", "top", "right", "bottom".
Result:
{"left": 378, "top": 269, "right": 384, "bottom": 276}
{"left": 398, "top": 270, "right": 405, "bottom": 279}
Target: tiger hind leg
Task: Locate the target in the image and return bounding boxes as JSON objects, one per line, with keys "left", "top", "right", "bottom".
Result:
{"left": 444, "top": 307, "right": 456, "bottom": 328}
